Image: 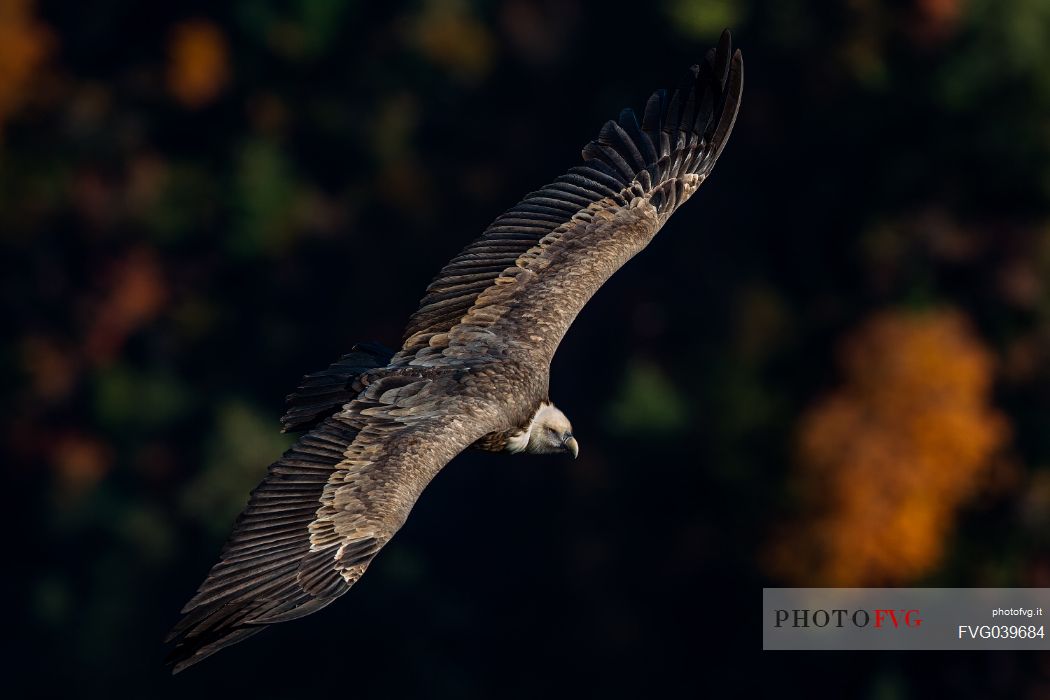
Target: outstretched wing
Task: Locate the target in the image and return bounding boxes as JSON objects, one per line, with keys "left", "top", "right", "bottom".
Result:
{"left": 393, "top": 30, "right": 742, "bottom": 368}
{"left": 167, "top": 371, "right": 499, "bottom": 673}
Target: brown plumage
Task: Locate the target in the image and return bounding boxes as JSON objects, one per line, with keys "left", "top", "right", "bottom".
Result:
{"left": 167, "top": 30, "right": 743, "bottom": 673}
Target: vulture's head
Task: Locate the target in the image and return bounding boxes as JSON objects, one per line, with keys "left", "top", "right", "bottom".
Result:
{"left": 508, "top": 402, "right": 578, "bottom": 458}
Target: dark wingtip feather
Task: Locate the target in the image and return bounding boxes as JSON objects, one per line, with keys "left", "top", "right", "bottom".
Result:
{"left": 166, "top": 414, "right": 364, "bottom": 673}
{"left": 577, "top": 30, "right": 741, "bottom": 210}
{"left": 713, "top": 29, "right": 732, "bottom": 83}
{"left": 663, "top": 65, "right": 698, "bottom": 136}
{"left": 167, "top": 623, "right": 266, "bottom": 674}
{"left": 641, "top": 89, "right": 667, "bottom": 135}
{"left": 708, "top": 47, "right": 744, "bottom": 164}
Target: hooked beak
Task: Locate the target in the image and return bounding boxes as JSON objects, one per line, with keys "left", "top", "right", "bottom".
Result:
{"left": 563, "top": 435, "right": 579, "bottom": 459}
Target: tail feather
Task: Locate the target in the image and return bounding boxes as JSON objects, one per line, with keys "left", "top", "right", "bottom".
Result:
{"left": 280, "top": 341, "right": 394, "bottom": 432}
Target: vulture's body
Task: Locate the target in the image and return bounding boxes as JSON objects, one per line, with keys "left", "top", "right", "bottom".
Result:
{"left": 168, "top": 31, "right": 743, "bottom": 672}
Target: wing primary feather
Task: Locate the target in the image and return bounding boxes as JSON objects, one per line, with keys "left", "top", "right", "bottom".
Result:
{"left": 619, "top": 107, "right": 658, "bottom": 165}
{"left": 641, "top": 89, "right": 667, "bottom": 135}
{"left": 713, "top": 28, "right": 732, "bottom": 85}
{"left": 708, "top": 49, "right": 744, "bottom": 165}
{"left": 663, "top": 77, "right": 685, "bottom": 137}
{"left": 603, "top": 119, "right": 648, "bottom": 172}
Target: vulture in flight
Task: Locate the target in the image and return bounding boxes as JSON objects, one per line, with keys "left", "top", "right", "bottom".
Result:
{"left": 168, "top": 30, "right": 743, "bottom": 672}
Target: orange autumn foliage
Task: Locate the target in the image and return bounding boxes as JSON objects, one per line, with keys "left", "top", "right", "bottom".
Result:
{"left": 907, "top": 0, "right": 965, "bottom": 45}
{"left": 20, "top": 335, "right": 78, "bottom": 402}
{"left": 768, "top": 309, "right": 1010, "bottom": 586}
{"left": 51, "top": 432, "right": 113, "bottom": 494}
{"left": 414, "top": 1, "right": 494, "bottom": 82}
{"left": 0, "top": 0, "right": 52, "bottom": 132}
{"left": 167, "top": 19, "right": 229, "bottom": 108}
{"left": 84, "top": 247, "right": 168, "bottom": 364}
{"left": 916, "top": 0, "right": 963, "bottom": 32}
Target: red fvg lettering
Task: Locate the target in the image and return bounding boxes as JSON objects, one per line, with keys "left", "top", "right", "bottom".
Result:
{"left": 873, "top": 609, "right": 923, "bottom": 628}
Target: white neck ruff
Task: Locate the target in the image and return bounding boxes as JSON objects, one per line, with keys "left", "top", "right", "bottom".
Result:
{"left": 505, "top": 402, "right": 556, "bottom": 453}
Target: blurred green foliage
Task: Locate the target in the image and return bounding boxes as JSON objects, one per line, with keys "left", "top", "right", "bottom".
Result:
{"left": 606, "top": 360, "right": 689, "bottom": 436}
{"left": 666, "top": 0, "right": 744, "bottom": 40}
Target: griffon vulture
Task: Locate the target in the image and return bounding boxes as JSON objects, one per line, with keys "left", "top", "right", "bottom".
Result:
{"left": 168, "top": 30, "right": 743, "bottom": 672}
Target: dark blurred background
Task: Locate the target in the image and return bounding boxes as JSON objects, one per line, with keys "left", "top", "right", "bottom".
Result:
{"left": 6, "top": 0, "right": 1050, "bottom": 697}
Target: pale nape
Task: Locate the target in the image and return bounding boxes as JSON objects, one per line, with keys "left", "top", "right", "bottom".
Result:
{"left": 506, "top": 402, "right": 579, "bottom": 457}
